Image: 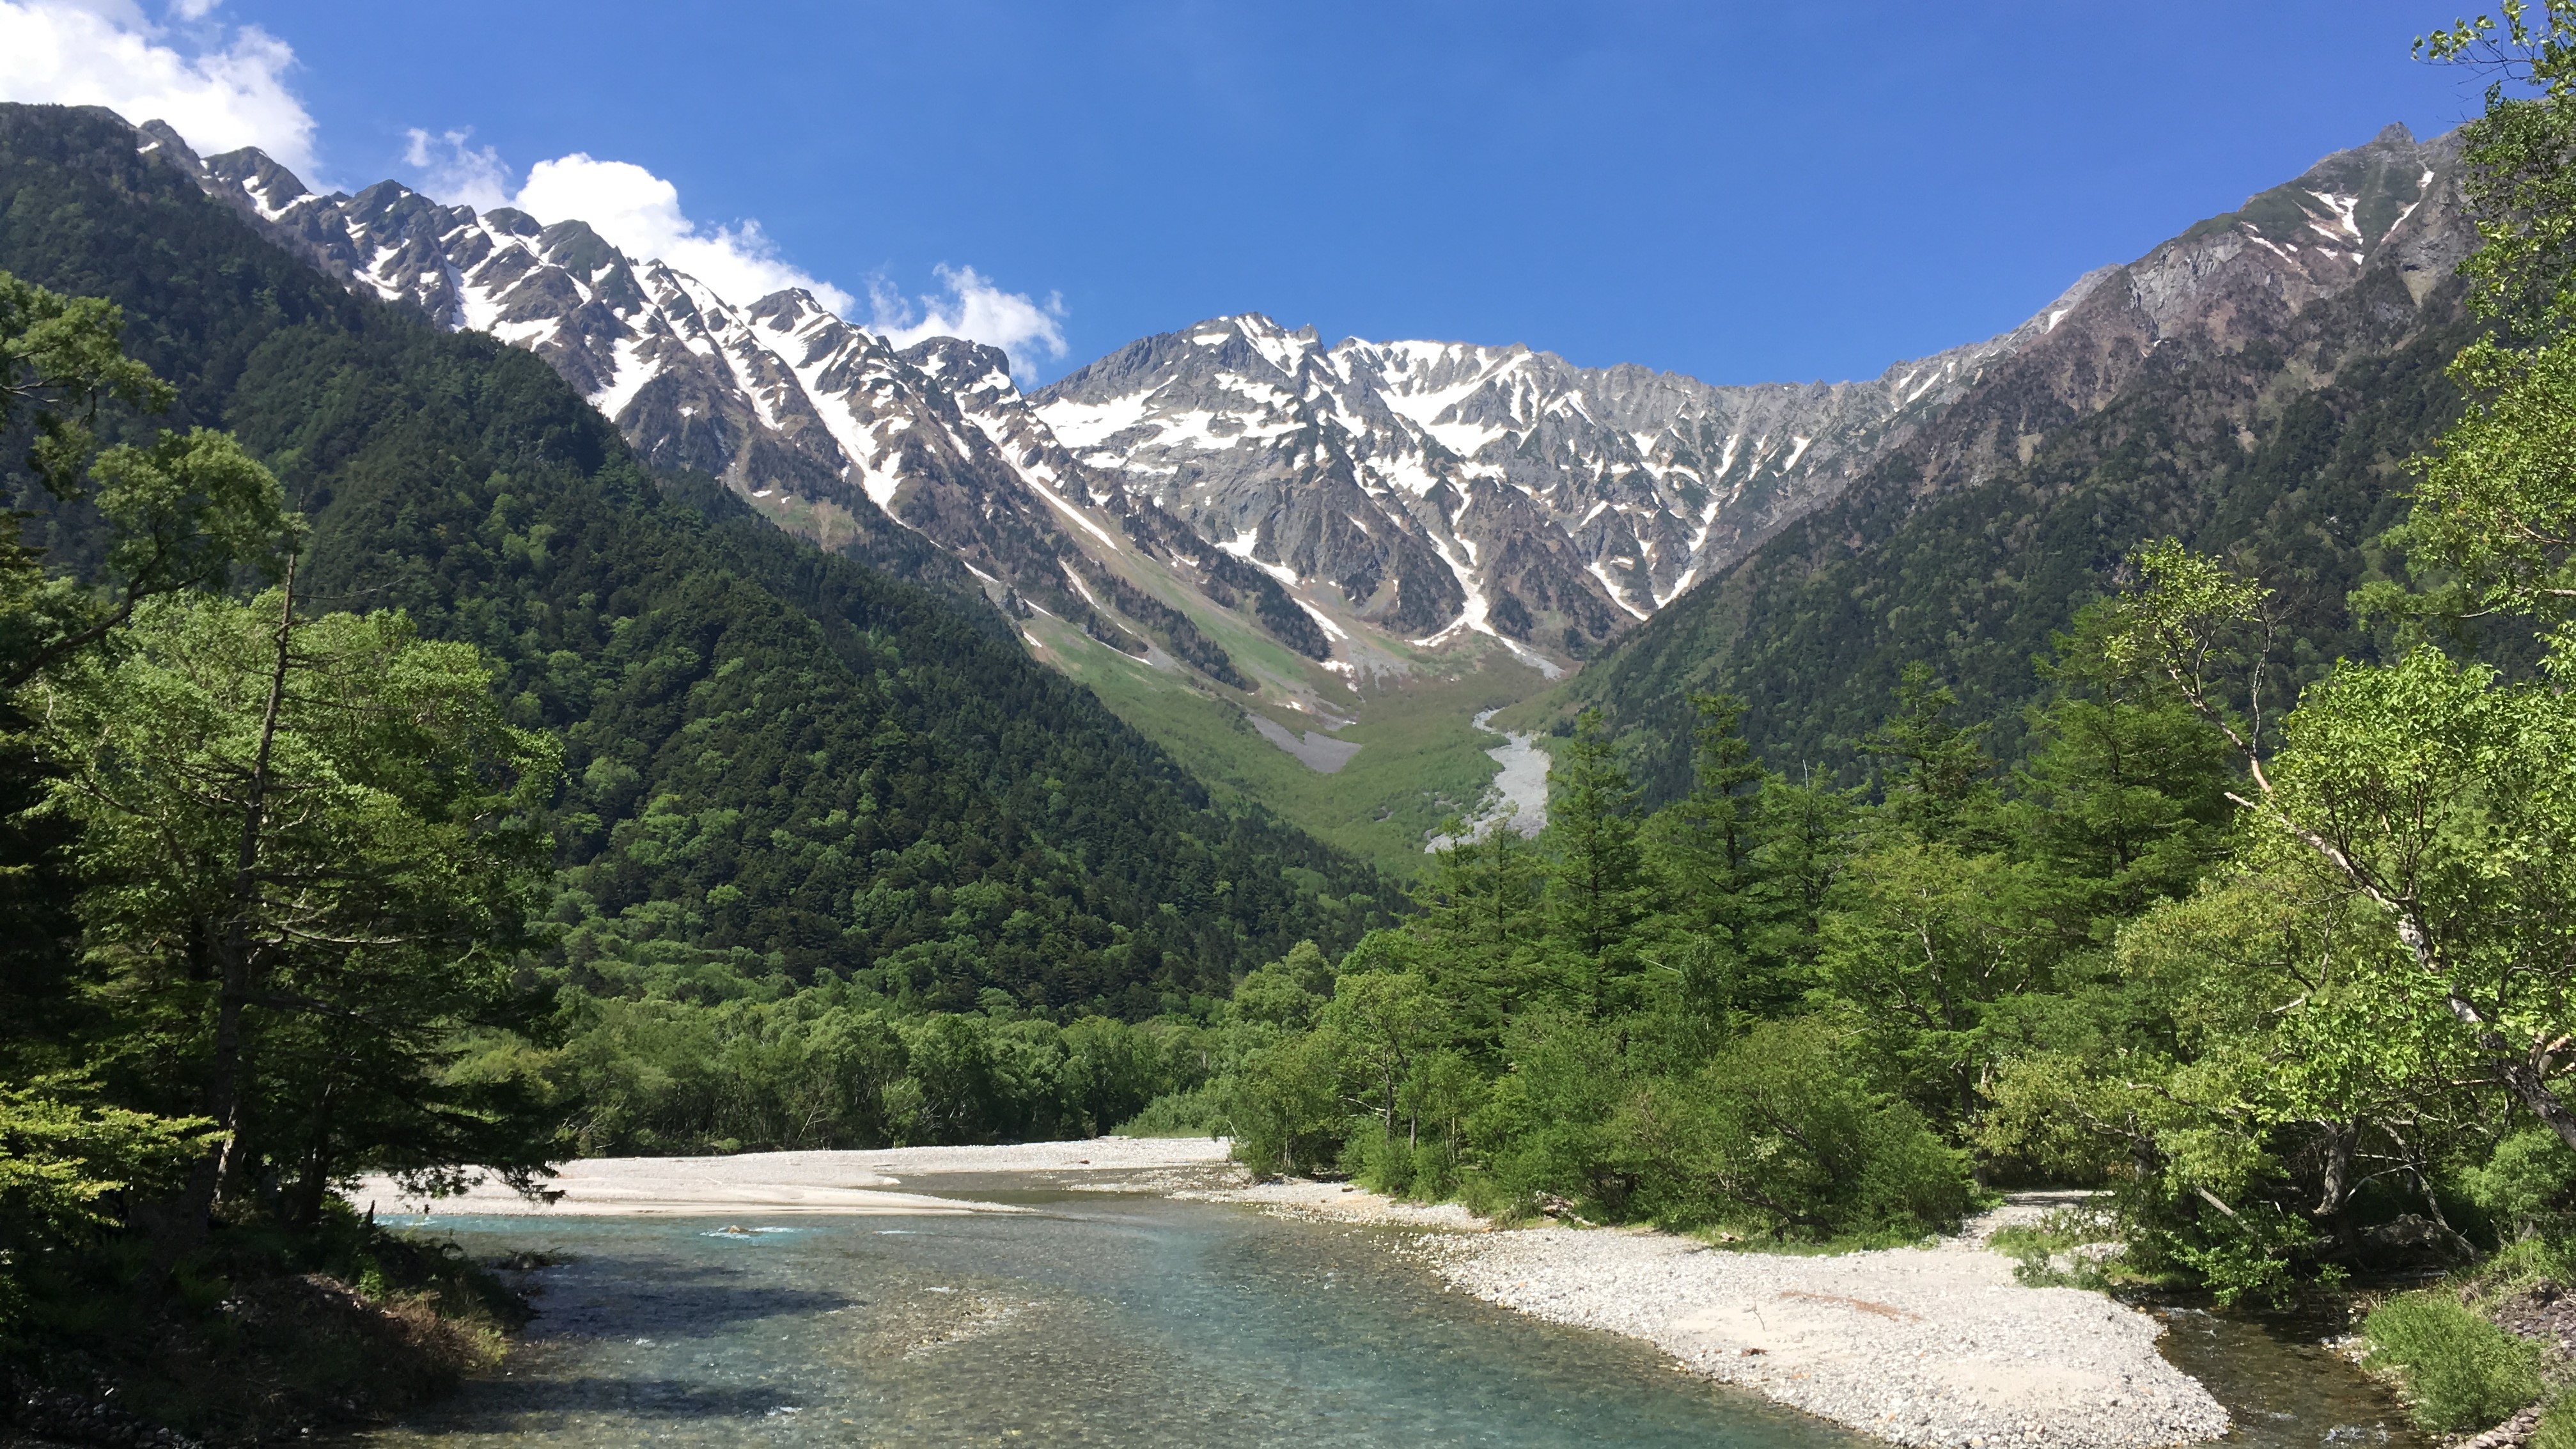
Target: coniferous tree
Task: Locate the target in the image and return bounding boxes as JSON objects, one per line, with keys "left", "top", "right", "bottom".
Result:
{"left": 1859, "top": 662, "right": 1999, "bottom": 847}
{"left": 1540, "top": 709, "right": 1650, "bottom": 1008}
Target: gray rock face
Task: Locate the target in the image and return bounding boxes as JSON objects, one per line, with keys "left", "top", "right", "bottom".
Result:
{"left": 1857, "top": 123, "right": 2473, "bottom": 503}
{"left": 127, "top": 113, "right": 2472, "bottom": 682}
{"left": 1027, "top": 297, "right": 2098, "bottom": 655}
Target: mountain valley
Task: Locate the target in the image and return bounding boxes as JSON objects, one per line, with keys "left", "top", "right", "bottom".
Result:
{"left": 128, "top": 110, "right": 2479, "bottom": 858}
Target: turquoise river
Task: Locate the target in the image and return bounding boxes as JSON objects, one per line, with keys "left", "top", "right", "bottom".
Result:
{"left": 354, "top": 1184, "right": 2420, "bottom": 1448}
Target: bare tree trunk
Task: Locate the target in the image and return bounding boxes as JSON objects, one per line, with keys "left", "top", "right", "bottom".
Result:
{"left": 2314, "top": 1118, "right": 2359, "bottom": 1218}
{"left": 291, "top": 1080, "right": 335, "bottom": 1228}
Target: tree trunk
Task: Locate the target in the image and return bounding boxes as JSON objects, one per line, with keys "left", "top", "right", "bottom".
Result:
{"left": 2314, "top": 1118, "right": 2359, "bottom": 1218}
{"left": 187, "top": 561, "right": 298, "bottom": 1232}
{"left": 291, "top": 1081, "right": 336, "bottom": 1228}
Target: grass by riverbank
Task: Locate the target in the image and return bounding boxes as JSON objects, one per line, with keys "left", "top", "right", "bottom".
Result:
{"left": 5, "top": 1210, "right": 528, "bottom": 1446}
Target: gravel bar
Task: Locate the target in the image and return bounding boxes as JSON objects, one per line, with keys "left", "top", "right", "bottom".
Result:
{"left": 1425, "top": 1225, "right": 2227, "bottom": 1448}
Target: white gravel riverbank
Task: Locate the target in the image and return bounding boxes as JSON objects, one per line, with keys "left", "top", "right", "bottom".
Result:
{"left": 1194, "top": 1181, "right": 2222, "bottom": 1448}
{"left": 343, "top": 1137, "right": 1234, "bottom": 1217}
{"left": 1425, "top": 1220, "right": 2227, "bottom": 1449}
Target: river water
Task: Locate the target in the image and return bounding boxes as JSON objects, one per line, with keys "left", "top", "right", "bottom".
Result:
{"left": 360, "top": 1187, "right": 2417, "bottom": 1449}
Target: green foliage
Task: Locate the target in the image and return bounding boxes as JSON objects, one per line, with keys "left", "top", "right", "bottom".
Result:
{"left": 517, "top": 975, "right": 1221, "bottom": 1154}
{"left": 0, "top": 266, "right": 168, "bottom": 494}
{"left": 1115, "top": 1079, "right": 1229, "bottom": 1137}
{"left": 1226, "top": 1027, "right": 1345, "bottom": 1177}
{"left": 34, "top": 591, "right": 561, "bottom": 1219}
{"left": 2541, "top": 1392, "right": 2576, "bottom": 1449}
{"left": 2363, "top": 1293, "right": 2544, "bottom": 1431}
{"left": 1541, "top": 709, "right": 1650, "bottom": 985}
{"left": 1616, "top": 1018, "right": 1973, "bottom": 1239}
{"left": 2461, "top": 1130, "right": 2576, "bottom": 1238}
{"left": 0, "top": 1077, "right": 212, "bottom": 1338}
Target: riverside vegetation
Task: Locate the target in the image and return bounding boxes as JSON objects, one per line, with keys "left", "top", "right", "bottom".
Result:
{"left": 1134, "top": 6, "right": 2576, "bottom": 1437}
{"left": 18, "top": 6, "right": 2576, "bottom": 1446}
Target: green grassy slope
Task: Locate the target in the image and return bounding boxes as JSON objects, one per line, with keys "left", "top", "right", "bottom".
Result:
{"left": 1026, "top": 600, "right": 1549, "bottom": 874}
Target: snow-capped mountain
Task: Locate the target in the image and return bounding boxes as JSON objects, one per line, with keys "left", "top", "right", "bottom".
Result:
{"left": 132, "top": 121, "right": 1153, "bottom": 641}
{"left": 129, "top": 113, "right": 2472, "bottom": 689}
{"left": 1028, "top": 302, "right": 2102, "bottom": 654}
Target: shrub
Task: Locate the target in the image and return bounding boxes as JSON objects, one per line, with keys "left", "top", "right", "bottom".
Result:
{"left": 2362, "top": 1294, "right": 2543, "bottom": 1432}
{"left": 1614, "top": 1017, "right": 1974, "bottom": 1240}
{"left": 2536, "top": 1390, "right": 2576, "bottom": 1449}
{"left": 2462, "top": 1131, "right": 2576, "bottom": 1243}
{"left": 1117, "top": 1081, "right": 1229, "bottom": 1138}
{"left": 1340, "top": 1129, "right": 1461, "bottom": 1201}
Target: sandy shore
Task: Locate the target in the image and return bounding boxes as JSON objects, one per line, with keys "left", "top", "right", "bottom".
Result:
{"left": 344, "top": 1136, "right": 1232, "bottom": 1218}
{"left": 352, "top": 1141, "right": 2222, "bottom": 1446}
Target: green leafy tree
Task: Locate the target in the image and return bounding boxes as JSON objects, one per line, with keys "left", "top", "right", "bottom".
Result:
{"left": 1816, "top": 843, "right": 2031, "bottom": 1132}
{"left": 34, "top": 590, "right": 559, "bottom": 1228}
{"left": 2008, "top": 612, "right": 2236, "bottom": 937}
{"left": 1414, "top": 820, "right": 1543, "bottom": 1032}
{"left": 1323, "top": 969, "right": 1440, "bottom": 1142}
{"left": 1226, "top": 1028, "right": 1345, "bottom": 1177}
{"left": 2111, "top": 542, "right": 2576, "bottom": 1156}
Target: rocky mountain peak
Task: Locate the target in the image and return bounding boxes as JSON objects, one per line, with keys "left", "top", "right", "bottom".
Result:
{"left": 123, "top": 110, "right": 2477, "bottom": 709}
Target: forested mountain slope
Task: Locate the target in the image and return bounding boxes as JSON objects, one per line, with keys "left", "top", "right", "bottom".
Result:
{"left": 0, "top": 102, "right": 1391, "bottom": 1009}
{"left": 1554, "top": 126, "right": 2479, "bottom": 794}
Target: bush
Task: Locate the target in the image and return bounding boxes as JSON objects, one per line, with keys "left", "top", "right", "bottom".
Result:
{"left": 1614, "top": 1017, "right": 1974, "bottom": 1240}
{"left": 1117, "top": 1081, "right": 1229, "bottom": 1137}
{"left": 1340, "top": 1129, "right": 1460, "bottom": 1201}
{"left": 2362, "top": 1294, "right": 2543, "bottom": 1432}
{"left": 2537, "top": 1390, "right": 2576, "bottom": 1449}
{"left": 2462, "top": 1130, "right": 2576, "bottom": 1243}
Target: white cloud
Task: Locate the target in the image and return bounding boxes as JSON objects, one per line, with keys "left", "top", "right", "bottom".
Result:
{"left": 871, "top": 265, "right": 1069, "bottom": 373}
{"left": 0, "top": 0, "right": 320, "bottom": 179}
{"left": 402, "top": 127, "right": 510, "bottom": 212}
{"left": 489, "top": 152, "right": 859, "bottom": 316}
{"left": 0, "top": 0, "right": 1067, "bottom": 375}
{"left": 410, "top": 148, "right": 1070, "bottom": 370}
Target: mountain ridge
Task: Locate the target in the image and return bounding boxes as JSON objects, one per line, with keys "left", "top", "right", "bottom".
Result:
{"left": 129, "top": 116, "right": 2135, "bottom": 677}
{"left": 107, "top": 105, "right": 2485, "bottom": 861}
{"left": 0, "top": 99, "right": 1390, "bottom": 1001}
{"left": 1541, "top": 120, "right": 2481, "bottom": 796}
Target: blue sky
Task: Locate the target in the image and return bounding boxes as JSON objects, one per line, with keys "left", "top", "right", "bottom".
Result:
{"left": 1, "top": 0, "right": 2492, "bottom": 385}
